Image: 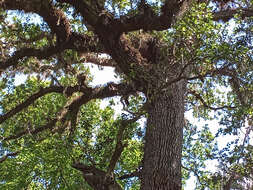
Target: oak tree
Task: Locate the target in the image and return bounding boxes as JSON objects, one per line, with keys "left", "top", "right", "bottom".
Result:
{"left": 0, "top": 0, "right": 253, "bottom": 189}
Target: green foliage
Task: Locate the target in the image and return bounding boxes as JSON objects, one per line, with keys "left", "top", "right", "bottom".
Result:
{"left": 1, "top": 0, "right": 253, "bottom": 189}
{"left": 182, "top": 122, "right": 219, "bottom": 188}
{"left": 0, "top": 77, "right": 142, "bottom": 189}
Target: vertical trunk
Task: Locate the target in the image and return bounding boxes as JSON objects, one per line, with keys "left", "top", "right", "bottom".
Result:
{"left": 141, "top": 80, "right": 186, "bottom": 190}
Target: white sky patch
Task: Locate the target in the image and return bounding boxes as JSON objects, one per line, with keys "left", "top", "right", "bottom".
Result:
{"left": 87, "top": 63, "right": 120, "bottom": 86}
{"left": 7, "top": 10, "right": 43, "bottom": 25}
{"left": 87, "top": 64, "right": 124, "bottom": 114}
{"left": 14, "top": 74, "right": 27, "bottom": 86}
{"left": 185, "top": 174, "right": 197, "bottom": 190}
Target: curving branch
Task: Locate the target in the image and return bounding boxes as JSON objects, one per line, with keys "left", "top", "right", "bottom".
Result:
{"left": 0, "top": 46, "right": 64, "bottom": 72}
{"left": 109, "top": 0, "right": 193, "bottom": 33}
{"left": 2, "top": 82, "right": 137, "bottom": 141}
{"left": 40, "top": 0, "right": 150, "bottom": 87}
{"left": 3, "top": 119, "right": 58, "bottom": 141}
{"left": 188, "top": 89, "right": 235, "bottom": 111}
{"left": 0, "top": 32, "right": 102, "bottom": 74}
{"left": 56, "top": 0, "right": 102, "bottom": 31}
{"left": 1, "top": 0, "right": 71, "bottom": 42}
{"left": 0, "top": 85, "right": 86, "bottom": 124}
{"left": 0, "top": 0, "right": 105, "bottom": 74}
{"left": 55, "top": 0, "right": 253, "bottom": 34}
{"left": 107, "top": 116, "right": 141, "bottom": 175}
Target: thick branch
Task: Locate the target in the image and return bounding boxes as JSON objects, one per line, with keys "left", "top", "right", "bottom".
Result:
{"left": 1, "top": 0, "right": 104, "bottom": 73}
{"left": 52, "top": 94, "right": 85, "bottom": 134}
{"left": 56, "top": 0, "right": 101, "bottom": 31}
{"left": 114, "top": 0, "right": 193, "bottom": 33}
{"left": 72, "top": 162, "right": 106, "bottom": 175}
{"left": 52, "top": 1, "right": 150, "bottom": 88}
{"left": 1, "top": 0, "right": 71, "bottom": 42}
{"left": 91, "top": 82, "right": 137, "bottom": 100}
{"left": 0, "top": 33, "right": 102, "bottom": 73}
{"left": 213, "top": 8, "right": 253, "bottom": 22}
{"left": 72, "top": 162, "right": 123, "bottom": 190}
{"left": 0, "top": 46, "right": 61, "bottom": 72}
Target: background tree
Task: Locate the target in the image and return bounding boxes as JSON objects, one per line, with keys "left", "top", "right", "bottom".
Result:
{"left": 0, "top": 0, "right": 253, "bottom": 189}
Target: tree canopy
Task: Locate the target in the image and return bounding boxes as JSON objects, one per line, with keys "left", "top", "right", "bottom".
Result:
{"left": 0, "top": 0, "right": 253, "bottom": 189}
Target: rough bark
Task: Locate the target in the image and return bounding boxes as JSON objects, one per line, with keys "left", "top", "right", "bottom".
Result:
{"left": 72, "top": 163, "right": 122, "bottom": 190}
{"left": 141, "top": 80, "right": 186, "bottom": 190}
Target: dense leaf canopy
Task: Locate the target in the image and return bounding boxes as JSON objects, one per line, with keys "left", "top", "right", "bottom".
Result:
{"left": 0, "top": 0, "right": 253, "bottom": 189}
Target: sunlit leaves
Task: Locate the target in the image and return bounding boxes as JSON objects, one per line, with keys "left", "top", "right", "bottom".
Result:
{"left": 182, "top": 122, "right": 219, "bottom": 188}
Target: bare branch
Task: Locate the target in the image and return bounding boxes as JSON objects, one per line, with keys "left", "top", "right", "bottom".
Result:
{"left": 118, "top": 170, "right": 140, "bottom": 180}
{"left": 213, "top": 8, "right": 253, "bottom": 22}
{"left": 188, "top": 89, "right": 235, "bottom": 111}
{"left": 107, "top": 116, "right": 141, "bottom": 175}
{"left": 0, "top": 151, "right": 19, "bottom": 163}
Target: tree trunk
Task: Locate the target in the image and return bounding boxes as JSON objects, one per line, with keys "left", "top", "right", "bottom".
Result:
{"left": 141, "top": 80, "right": 186, "bottom": 190}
